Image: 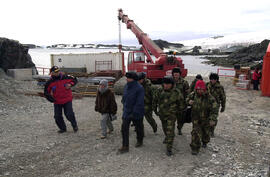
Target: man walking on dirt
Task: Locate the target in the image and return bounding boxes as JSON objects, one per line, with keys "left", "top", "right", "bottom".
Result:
{"left": 172, "top": 67, "right": 189, "bottom": 135}
{"left": 187, "top": 80, "right": 218, "bottom": 155}
{"left": 206, "top": 73, "right": 226, "bottom": 137}
{"left": 95, "top": 79, "right": 117, "bottom": 139}
{"left": 118, "top": 72, "right": 145, "bottom": 154}
{"left": 153, "top": 76, "right": 185, "bottom": 156}
{"left": 44, "top": 66, "right": 78, "bottom": 133}
{"left": 137, "top": 72, "right": 158, "bottom": 134}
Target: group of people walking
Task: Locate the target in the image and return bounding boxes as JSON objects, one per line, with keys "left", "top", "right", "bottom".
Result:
{"left": 44, "top": 65, "right": 226, "bottom": 156}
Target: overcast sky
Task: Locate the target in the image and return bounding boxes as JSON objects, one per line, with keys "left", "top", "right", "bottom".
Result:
{"left": 1, "top": 0, "right": 270, "bottom": 45}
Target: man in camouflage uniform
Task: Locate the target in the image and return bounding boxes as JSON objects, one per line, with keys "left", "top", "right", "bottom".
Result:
{"left": 190, "top": 74, "right": 203, "bottom": 93}
{"left": 187, "top": 80, "right": 218, "bottom": 155}
{"left": 138, "top": 72, "right": 158, "bottom": 133}
{"left": 153, "top": 76, "right": 185, "bottom": 156}
{"left": 206, "top": 73, "right": 226, "bottom": 137}
{"left": 172, "top": 67, "right": 190, "bottom": 135}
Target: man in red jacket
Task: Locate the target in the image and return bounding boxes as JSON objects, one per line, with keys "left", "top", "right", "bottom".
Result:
{"left": 252, "top": 68, "right": 261, "bottom": 90}
{"left": 44, "top": 66, "right": 78, "bottom": 133}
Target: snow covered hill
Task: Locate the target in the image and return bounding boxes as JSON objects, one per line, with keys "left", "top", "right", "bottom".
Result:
{"left": 177, "top": 30, "right": 270, "bottom": 51}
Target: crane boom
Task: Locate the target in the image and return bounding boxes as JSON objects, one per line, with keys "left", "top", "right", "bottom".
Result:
{"left": 117, "top": 8, "right": 187, "bottom": 80}
{"left": 118, "top": 9, "right": 166, "bottom": 63}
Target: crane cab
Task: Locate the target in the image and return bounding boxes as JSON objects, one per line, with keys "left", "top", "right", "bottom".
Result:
{"left": 127, "top": 51, "right": 146, "bottom": 72}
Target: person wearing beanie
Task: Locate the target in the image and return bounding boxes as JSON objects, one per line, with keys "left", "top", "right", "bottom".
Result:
{"left": 44, "top": 66, "right": 78, "bottom": 133}
{"left": 95, "top": 79, "right": 117, "bottom": 139}
{"left": 153, "top": 76, "right": 185, "bottom": 156}
{"left": 206, "top": 73, "right": 226, "bottom": 137}
{"left": 186, "top": 80, "right": 218, "bottom": 155}
{"left": 118, "top": 72, "right": 145, "bottom": 154}
{"left": 137, "top": 72, "right": 158, "bottom": 134}
{"left": 190, "top": 74, "right": 203, "bottom": 93}
{"left": 171, "top": 67, "right": 190, "bottom": 135}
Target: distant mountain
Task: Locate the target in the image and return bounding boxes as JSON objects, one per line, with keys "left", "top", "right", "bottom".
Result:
{"left": 46, "top": 43, "right": 136, "bottom": 50}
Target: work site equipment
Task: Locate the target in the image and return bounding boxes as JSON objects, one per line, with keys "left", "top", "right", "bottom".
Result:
{"left": 261, "top": 42, "right": 270, "bottom": 96}
{"left": 118, "top": 9, "right": 187, "bottom": 83}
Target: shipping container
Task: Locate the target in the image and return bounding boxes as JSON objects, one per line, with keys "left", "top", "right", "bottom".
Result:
{"left": 50, "top": 52, "right": 125, "bottom": 74}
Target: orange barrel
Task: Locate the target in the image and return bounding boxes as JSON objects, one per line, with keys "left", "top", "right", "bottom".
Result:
{"left": 261, "top": 42, "right": 270, "bottom": 96}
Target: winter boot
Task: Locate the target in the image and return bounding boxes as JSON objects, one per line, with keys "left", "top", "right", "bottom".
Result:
{"left": 191, "top": 149, "right": 199, "bottom": 155}
{"left": 166, "top": 149, "right": 173, "bottom": 156}
{"left": 118, "top": 146, "right": 129, "bottom": 154}
{"left": 202, "top": 143, "right": 207, "bottom": 148}
{"left": 58, "top": 129, "right": 67, "bottom": 133}
{"left": 135, "top": 141, "right": 143, "bottom": 148}
{"left": 178, "top": 129, "right": 182, "bottom": 135}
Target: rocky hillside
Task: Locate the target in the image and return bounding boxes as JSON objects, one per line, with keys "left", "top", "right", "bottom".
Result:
{"left": 0, "top": 38, "right": 36, "bottom": 72}
{"left": 153, "top": 39, "right": 184, "bottom": 50}
{"left": 204, "top": 39, "right": 270, "bottom": 68}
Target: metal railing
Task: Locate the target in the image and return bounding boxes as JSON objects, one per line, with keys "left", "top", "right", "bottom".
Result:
{"left": 217, "top": 68, "right": 235, "bottom": 77}
{"left": 36, "top": 67, "right": 50, "bottom": 75}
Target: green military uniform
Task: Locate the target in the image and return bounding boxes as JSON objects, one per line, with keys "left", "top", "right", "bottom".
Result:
{"left": 174, "top": 77, "right": 190, "bottom": 133}
{"left": 187, "top": 91, "right": 218, "bottom": 153}
{"left": 141, "top": 79, "right": 157, "bottom": 132}
{"left": 153, "top": 86, "right": 185, "bottom": 152}
{"left": 190, "top": 78, "right": 199, "bottom": 93}
{"left": 206, "top": 81, "right": 226, "bottom": 135}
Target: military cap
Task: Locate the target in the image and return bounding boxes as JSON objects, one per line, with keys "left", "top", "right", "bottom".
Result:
{"left": 172, "top": 67, "right": 181, "bottom": 74}
{"left": 209, "top": 73, "right": 219, "bottom": 81}
{"left": 125, "top": 71, "right": 138, "bottom": 80}
{"left": 196, "top": 74, "right": 203, "bottom": 80}
{"left": 50, "top": 66, "right": 60, "bottom": 73}
{"left": 163, "top": 76, "right": 174, "bottom": 84}
{"left": 137, "top": 72, "right": 146, "bottom": 80}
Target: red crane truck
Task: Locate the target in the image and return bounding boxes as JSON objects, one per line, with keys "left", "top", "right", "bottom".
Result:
{"left": 118, "top": 9, "right": 187, "bottom": 82}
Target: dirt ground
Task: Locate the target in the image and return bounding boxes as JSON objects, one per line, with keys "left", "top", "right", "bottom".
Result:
{"left": 0, "top": 73, "right": 270, "bottom": 177}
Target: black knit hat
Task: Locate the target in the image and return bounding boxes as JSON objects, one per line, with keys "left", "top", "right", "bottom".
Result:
{"left": 196, "top": 74, "right": 203, "bottom": 80}
{"left": 209, "top": 73, "right": 219, "bottom": 81}
{"left": 163, "top": 76, "right": 174, "bottom": 84}
{"left": 50, "top": 66, "right": 60, "bottom": 73}
{"left": 172, "top": 67, "right": 181, "bottom": 74}
{"left": 137, "top": 72, "right": 146, "bottom": 80}
{"left": 126, "top": 71, "right": 138, "bottom": 80}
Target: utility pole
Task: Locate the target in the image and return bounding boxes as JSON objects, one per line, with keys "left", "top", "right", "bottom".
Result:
{"left": 118, "top": 13, "right": 122, "bottom": 53}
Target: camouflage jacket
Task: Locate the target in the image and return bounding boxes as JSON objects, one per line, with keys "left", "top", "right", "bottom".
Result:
{"left": 141, "top": 79, "right": 154, "bottom": 112}
{"left": 187, "top": 91, "right": 218, "bottom": 121}
{"left": 153, "top": 86, "right": 185, "bottom": 119}
{"left": 206, "top": 82, "right": 226, "bottom": 109}
{"left": 190, "top": 78, "right": 199, "bottom": 93}
{"left": 174, "top": 77, "right": 190, "bottom": 100}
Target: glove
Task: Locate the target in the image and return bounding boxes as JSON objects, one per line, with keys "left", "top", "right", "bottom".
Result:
{"left": 220, "top": 107, "right": 225, "bottom": 113}
{"left": 209, "top": 120, "right": 216, "bottom": 126}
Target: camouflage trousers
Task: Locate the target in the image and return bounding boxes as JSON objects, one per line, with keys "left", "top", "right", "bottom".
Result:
{"left": 190, "top": 119, "right": 211, "bottom": 152}
{"left": 210, "top": 106, "right": 220, "bottom": 135}
{"left": 159, "top": 115, "right": 177, "bottom": 151}
{"left": 144, "top": 111, "right": 157, "bottom": 132}
{"left": 176, "top": 112, "right": 185, "bottom": 131}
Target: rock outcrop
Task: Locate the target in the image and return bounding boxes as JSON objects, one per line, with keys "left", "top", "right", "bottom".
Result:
{"left": 0, "top": 38, "right": 36, "bottom": 72}
{"left": 153, "top": 39, "right": 184, "bottom": 50}
{"left": 204, "top": 39, "right": 270, "bottom": 67}
{"left": 228, "top": 39, "right": 270, "bottom": 62}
